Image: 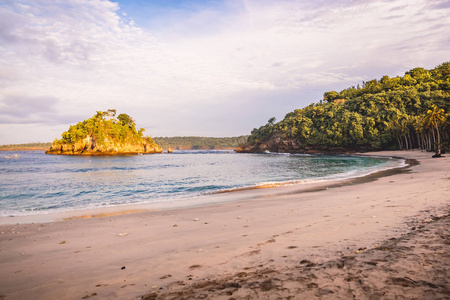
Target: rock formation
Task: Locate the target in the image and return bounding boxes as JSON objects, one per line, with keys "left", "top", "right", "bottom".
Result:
{"left": 46, "top": 110, "right": 163, "bottom": 155}
{"left": 46, "top": 135, "right": 162, "bottom": 155}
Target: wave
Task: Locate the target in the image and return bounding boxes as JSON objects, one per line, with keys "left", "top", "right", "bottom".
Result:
{"left": 0, "top": 151, "right": 407, "bottom": 217}
{"left": 210, "top": 157, "right": 407, "bottom": 195}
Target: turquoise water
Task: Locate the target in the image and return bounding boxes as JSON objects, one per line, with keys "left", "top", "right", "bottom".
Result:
{"left": 0, "top": 150, "right": 404, "bottom": 216}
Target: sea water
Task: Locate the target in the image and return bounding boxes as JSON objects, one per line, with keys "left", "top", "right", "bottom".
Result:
{"left": 0, "top": 150, "right": 405, "bottom": 217}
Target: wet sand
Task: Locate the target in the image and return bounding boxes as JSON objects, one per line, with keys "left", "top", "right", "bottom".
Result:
{"left": 0, "top": 150, "right": 448, "bottom": 299}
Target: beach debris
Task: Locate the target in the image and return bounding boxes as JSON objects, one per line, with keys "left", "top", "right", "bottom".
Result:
{"left": 160, "top": 274, "right": 172, "bottom": 280}
{"left": 118, "top": 232, "right": 128, "bottom": 237}
{"left": 173, "top": 224, "right": 178, "bottom": 227}
{"left": 59, "top": 241, "right": 66, "bottom": 244}
{"left": 193, "top": 218, "right": 200, "bottom": 221}
{"left": 356, "top": 247, "right": 367, "bottom": 253}
{"left": 121, "top": 266, "right": 126, "bottom": 270}
{"left": 82, "top": 293, "right": 97, "bottom": 299}
{"left": 237, "top": 216, "right": 242, "bottom": 219}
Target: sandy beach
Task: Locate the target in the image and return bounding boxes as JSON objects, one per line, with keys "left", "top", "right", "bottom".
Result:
{"left": 0, "top": 150, "right": 448, "bottom": 299}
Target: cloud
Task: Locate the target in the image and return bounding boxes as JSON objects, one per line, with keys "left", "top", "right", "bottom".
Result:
{"left": 0, "top": 0, "right": 449, "bottom": 144}
{"left": 0, "top": 95, "right": 59, "bottom": 123}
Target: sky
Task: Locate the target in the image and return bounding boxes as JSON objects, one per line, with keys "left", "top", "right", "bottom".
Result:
{"left": 0, "top": 0, "right": 449, "bottom": 144}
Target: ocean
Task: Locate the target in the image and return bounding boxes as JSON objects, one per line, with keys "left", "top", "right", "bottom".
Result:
{"left": 0, "top": 150, "right": 405, "bottom": 217}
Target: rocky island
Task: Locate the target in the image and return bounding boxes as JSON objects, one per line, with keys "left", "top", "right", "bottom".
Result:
{"left": 46, "top": 110, "right": 162, "bottom": 155}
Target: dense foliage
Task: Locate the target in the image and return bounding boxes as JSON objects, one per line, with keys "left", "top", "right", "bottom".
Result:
{"left": 154, "top": 136, "right": 249, "bottom": 150}
{"left": 243, "top": 62, "right": 450, "bottom": 153}
{"left": 53, "top": 109, "right": 158, "bottom": 147}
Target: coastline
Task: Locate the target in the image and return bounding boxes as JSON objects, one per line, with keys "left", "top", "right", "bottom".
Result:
{"left": 0, "top": 150, "right": 448, "bottom": 299}
{"left": 0, "top": 151, "right": 405, "bottom": 225}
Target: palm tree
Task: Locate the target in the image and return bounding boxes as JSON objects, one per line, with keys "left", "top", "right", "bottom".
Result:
{"left": 422, "top": 105, "right": 445, "bottom": 155}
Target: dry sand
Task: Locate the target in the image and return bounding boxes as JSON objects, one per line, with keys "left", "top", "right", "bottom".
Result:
{"left": 0, "top": 150, "right": 448, "bottom": 299}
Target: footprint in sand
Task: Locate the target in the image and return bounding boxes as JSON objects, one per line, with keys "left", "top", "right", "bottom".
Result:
{"left": 189, "top": 264, "right": 202, "bottom": 270}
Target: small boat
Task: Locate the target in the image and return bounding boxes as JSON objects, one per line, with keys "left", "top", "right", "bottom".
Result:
{"left": 4, "top": 154, "right": 20, "bottom": 159}
{"left": 263, "top": 150, "right": 270, "bottom": 154}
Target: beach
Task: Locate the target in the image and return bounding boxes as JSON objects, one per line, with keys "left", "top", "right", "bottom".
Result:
{"left": 0, "top": 150, "right": 448, "bottom": 299}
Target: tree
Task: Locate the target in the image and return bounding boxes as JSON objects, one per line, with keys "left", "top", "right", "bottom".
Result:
{"left": 268, "top": 117, "right": 276, "bottom": 125}
{"left": 118, "top": 113, "right": 133, "bottom": 126}
{"left": 240, "top": 62, "right": 450, "bottom": 153}
{"left": 106, "top": 109, "right": 117, "bottom": 119}
{"left": 422, "top": 105, "right": 446, "bottom": 155}
{"left": 323, "top": 91, "right": 339, "bottom": 102}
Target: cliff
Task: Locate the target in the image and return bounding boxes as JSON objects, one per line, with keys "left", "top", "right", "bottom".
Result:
{"left": 46, "top": 110, "right": 162, "bottom": 155}
{"left": 46, "top": 135, "right": 162, "bottom": 155}
{"left": 235, "top": 136, "right": 356, "bottom": 154}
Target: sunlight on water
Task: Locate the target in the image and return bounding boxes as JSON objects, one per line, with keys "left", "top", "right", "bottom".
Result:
{"left": 0, "top": 150, "right": 404, "bottom": 216}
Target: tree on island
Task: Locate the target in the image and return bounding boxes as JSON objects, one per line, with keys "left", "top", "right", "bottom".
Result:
{"left": 46, "top": 110, "right": 162, "bottom": 155}
{"left": 117, "top": 113, "right": 134, "bottom": 126}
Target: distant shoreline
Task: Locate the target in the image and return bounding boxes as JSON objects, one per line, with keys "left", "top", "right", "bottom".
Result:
{"left": 0, "top": 147, "right": 48, "bottom": 151}
{"left": 0, "top": 143, "right": 51, "bottom": 151}
{"left": 0, "top": 136, "right": 248, "bottom": 151}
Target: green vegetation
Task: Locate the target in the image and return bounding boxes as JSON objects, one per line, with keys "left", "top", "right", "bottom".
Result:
{"left": 53, "top": 109, "right": 156, "bottom": 146}
{"left": 0, "top": 142, "right": 51, "bottom": 151}
{"left": 154, "top": 136, "right": 249, "bottom": 150}
{"left": 47, "top": 109, "right": 161, "bottom": 155}
{"left": 241, "top": 62, "right": 450, "bottom": 154}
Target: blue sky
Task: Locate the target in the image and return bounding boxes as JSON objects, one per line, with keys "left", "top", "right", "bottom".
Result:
{"left": 0, "top": 0, "right": 449, "bottom": 144}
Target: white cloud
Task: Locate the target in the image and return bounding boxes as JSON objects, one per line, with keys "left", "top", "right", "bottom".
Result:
{"left": 0, "top": 0, "right": 449, "bottom": 143}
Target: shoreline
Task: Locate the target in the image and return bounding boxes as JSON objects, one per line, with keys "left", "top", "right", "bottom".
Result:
{"left": 0, "top": 152, "right": 407, "bottom": 225}
{"left": 0, "top": 150, "right": 448, "bottom": 299}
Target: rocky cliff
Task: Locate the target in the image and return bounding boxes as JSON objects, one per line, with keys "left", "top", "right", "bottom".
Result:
{"left": 46, "top": 135, "right": 162, "bottom": 155}
{"left": 235, "top": 136, "right": 359, "bottom": 154}
{"left": 46, "top": 110, "right": 163, "bottom": 155}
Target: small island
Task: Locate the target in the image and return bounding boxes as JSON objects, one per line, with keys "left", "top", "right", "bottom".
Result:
{"left": 46, "top": 109, "right": 162, "bottom": 155}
